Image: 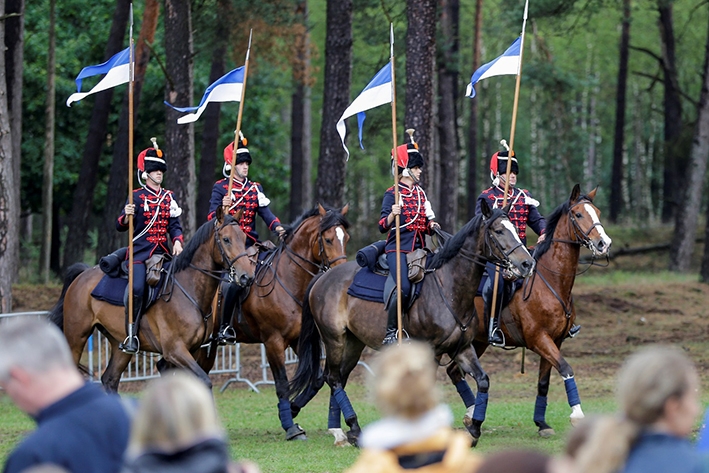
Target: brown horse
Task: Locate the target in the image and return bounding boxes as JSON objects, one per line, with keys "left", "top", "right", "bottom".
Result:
{"left": 48, "top": 208, "right": 255, "bottom": 391}
{"left": 224, "top": 204, "right": 350, "bottom": 441}
{"left": 288, "top": 201, "right": 535, "bottom": 446}
{"left": 452, "top": 184, "right": 612, "bottom": 438}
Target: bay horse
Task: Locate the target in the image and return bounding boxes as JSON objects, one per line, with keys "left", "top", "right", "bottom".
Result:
{"left": 48, "top": 208, "right": 255, "bottom": 391}
{"left": 288, "top": 200, "right": 535, "bottom": 446}
{"left": 454, "top": 184, "right": 611, "bottom": 438}
{"left": 224, "top": 204, "right": 350, "bottom": 441}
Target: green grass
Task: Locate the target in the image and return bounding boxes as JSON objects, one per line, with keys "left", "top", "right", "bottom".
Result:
{"left": 575, "top": 270, "right": 700, "bottom": 287}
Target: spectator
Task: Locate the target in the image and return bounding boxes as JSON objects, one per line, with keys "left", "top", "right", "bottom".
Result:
{"left": 573, "top": 345, "right": 706, "bottom": 473}
{"left": 0, "top": 317, "right": 130, "bottom": 473}
{"left": 344, "top": 342, "right": 481, "bottom": 473}
{"left": 476, "top": 449, "right": 552, "bottom": 473}
{"left": 121, "top": 371, "right": 259, "bottom": 473}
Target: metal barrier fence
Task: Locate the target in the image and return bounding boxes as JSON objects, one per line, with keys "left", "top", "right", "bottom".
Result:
{"left": 0, "top": 311, "right": 371, "bottom": 392}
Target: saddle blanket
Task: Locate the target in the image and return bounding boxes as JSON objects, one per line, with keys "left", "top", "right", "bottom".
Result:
{"left": 91, "top": 267, "right": 168, "bottom": 307}
{"left": 347, "top": 266, "right": 422, "bottom": 304}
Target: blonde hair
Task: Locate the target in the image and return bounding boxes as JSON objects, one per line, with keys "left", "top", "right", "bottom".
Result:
{"left": 372, "top": 342, "right": 439, "bottom": 419}
{"left": 129, "top": 371, "right": 223, "bottom": 454}
{"left": 573, "top": 345, "right": 698, "bottom": 473}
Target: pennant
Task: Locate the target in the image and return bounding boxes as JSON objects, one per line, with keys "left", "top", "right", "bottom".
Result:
{"left": 336, "top": 63, "right": 392, "bottom": 159}
{"left": 66, "top": 48, "right": 131, "bottom": 107}
{"left": 165, "top": 67, "right": 245, "bottom": 124}
{"left": 465, "top": 37, "right": 521, "bottom": 99}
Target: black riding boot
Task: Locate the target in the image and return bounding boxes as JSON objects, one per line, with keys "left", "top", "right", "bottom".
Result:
{"left": 483, "top": 283, "right": 505, "bottom": 347}
{"left": 119, "top": 295, "right": 143, "bottom": 354}
{"left": 217, "top": 283, "right": 241, "bottom": 345}
{"left": 382, "top": 297, "right": 399, "bottom": 345}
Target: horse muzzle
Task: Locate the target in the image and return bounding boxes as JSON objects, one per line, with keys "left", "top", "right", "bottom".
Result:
{"left": 237, "top": 274, "right": 254, "bottom": 288}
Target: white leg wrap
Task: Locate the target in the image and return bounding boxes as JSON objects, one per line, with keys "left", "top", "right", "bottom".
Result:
{"left": 570, "top": 404, "right": 584, "bottom": 426}
{"left": 328, "top": 428, "right": 349, "bottom": 447}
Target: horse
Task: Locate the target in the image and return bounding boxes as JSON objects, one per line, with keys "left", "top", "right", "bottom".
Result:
{"left": 224, "top": 203, "right": 350, "bottom": 441}
{"left": 288, "top": 200, "right": 535, "bottom": 446}
{"left": 455, "top": 184, "right": 612, "bottom": 438}
{"left": 48, "top": 207, "right": 255, "bottom": 391}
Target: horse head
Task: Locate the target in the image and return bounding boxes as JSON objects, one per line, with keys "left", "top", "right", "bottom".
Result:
{"left": 313, "top": 203, "right": 350, "bottom": 270}
{"left": 567, "top": 184, "right": 612, "bottom": 257}
{"left": 213, "top": 206, "right": 255, "bottom": 287}
{"left": 480, "top": 199, "right": 535, "bottom": 279}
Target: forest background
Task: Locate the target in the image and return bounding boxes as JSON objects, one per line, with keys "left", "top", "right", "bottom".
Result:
{"left": 1, "top": 0, "right": 709, "bottom": 311}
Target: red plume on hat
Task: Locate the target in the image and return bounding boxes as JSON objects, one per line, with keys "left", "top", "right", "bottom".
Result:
{"left": 391, "top": 129, "right": 424, "bottom": 172}
{"left": 223, "top": 131, "right": 252, "bottom": 172}
{"left": 137, "top": 137, "right": 166, "bottom": 180}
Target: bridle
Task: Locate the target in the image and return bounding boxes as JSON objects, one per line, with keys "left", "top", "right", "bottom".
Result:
{"left": 551, "top": 199, "right": 607, "bottom": 258}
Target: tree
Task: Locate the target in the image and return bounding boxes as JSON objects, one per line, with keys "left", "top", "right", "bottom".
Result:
{"left": 62, "top": 0, "right": 130, "bottom": 270}
{"left": 164, "top": 0, "right": 196, "bottom": 237}
{"left": 98, "top": 0, "right": 160, "bottom": 259}
{"left": 609, "top": 0, "right": 631, "bottom": 222}
{"left": 405, "top": 0, "right": 437, "bottom": 190}
{"left": 315, "top": 0, "right": 352, "bottom": 208}
{"left": 437, "top": 0, "right": 460, "bottom": 230}
{"left": 466, "top": 0, "right": 483, "bottom": 220}
{"left": 40, "top": 0, "right": 56, "bottom": 282}
{"left": 0, "top": 0, "right": 20, "bottom": 310}
{"left": 670, "top": 11, "right": 709, "bottom": 273}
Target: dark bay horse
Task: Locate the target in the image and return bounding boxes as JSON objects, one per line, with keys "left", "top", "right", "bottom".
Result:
{"left": 288, "top": 201, "right": 535, "bottom": 446}
{"left": 49, "top": 208, "right": 255, "bottom": 391}
{"left": 461, "top": 184, "right": 612, "bottom": 437}
{"left": 225, "top": 204, "right": 350, "bottom": 441}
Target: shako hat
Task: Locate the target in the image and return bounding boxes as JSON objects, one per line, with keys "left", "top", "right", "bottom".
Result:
{"left": 223, "top": 131, "right": 252, "bottom": 172}
{"left": 137, "top": 137, "right": 167, "bottom": 180}
{"left": 391, "top": 129, "right": 424, "bottom": 173}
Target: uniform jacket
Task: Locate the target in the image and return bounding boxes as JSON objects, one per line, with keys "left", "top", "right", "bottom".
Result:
{"left": 476, "top": 185, "right": 545, "bottom": 246}
{"left": 3, "top": 383, "right": 130, "bottom": 473}
{"left": 207, "top": 177, "right": 281, "bottom": 247}
{"left": 117, "top": 186, "right": 184, "bottom": 262}
{"left": 121, "top": 437, "right": 232, "bottom": 473}
{"left": 379, "top": 182, "right": 436, "bottom": 253}
{"left": 620, "top": 431, "right": 706, "bottom": 473}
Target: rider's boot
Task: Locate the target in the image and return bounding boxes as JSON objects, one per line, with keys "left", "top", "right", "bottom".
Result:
{"left": 119, "top": 295, "right": 142, "bottom": 354}
{"left": 217, "top": 283, "right": 241, "bottom": 345}
{"left": 566, "top": 324, "right": 581, "bottom": 339}
{"left": 382, "top": 293, "right": 400, "bottom": 345}
{"left": 483, "top": 284, "right": 505, "bottom": 347}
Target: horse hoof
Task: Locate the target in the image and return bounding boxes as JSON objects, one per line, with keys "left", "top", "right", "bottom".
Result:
{"left": 569, "top": 416, "right": 583, "bottom": 427}
{"left": 285, "top": 424, "right": 307, "bottom": 441}
{"left": 463, "top": 414, "right": 473, "bottom": 429}
{"left": 470, "top": 435, "right": 480, "bottom": 448}
{"left": 329, "top": 428, "right": 350, "bottom": 447}
{"left": 346, "top": 431, "right": 361, "bottom": 448}
{"left": 538, "top": 428, "right": 556, "bottom": 438}
{"left": 463, "top": 416, "right": 481, "bottom": 441}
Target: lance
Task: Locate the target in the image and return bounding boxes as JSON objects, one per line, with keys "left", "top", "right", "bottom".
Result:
{"left": 387, "top": 24, "right": 404, "bottom": 345}
{"left": 127, "top": 3, "right": 136, "bottom": 346}
{"left": 489, "top": 0, "right": 529, "bottom": 348}
{"left": 226, "top": 29, "right": 253, "bottom": 206}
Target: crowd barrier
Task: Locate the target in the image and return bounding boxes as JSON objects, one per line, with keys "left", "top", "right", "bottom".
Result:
{"left": 0, "top": 311, "right": 372, "bottom": 392}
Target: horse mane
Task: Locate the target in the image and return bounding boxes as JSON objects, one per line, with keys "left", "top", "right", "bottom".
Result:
{"left": 428, "top": 208, "right": 505, "bottom": 270}
{"left": 533, "top": 193, "right": 592, "bottom": 259}
{"left": 284, "top": 205, "right": 351, "bottom": 237}
{"left": 172, "top": 214, "right": 237, "bottom": 272}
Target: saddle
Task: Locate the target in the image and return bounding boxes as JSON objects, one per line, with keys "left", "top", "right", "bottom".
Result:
{"left": 355, "top": 241, "right": 429, "bottom": 283}
{"left": 99, "top": 247, "right": 167, "bottom": 287}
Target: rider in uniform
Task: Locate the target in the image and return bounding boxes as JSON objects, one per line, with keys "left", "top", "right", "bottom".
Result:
{"left": 379, "top": 131, "right": 440, "bottom": 345}
{"left": 117, "top": 139, "right": 184, "bottom": 354}
{"left": 476, "top": 149, "right": 580, "bottom": 346}
{"left": 207, "top": 132, "right": 286, "bottom": 344}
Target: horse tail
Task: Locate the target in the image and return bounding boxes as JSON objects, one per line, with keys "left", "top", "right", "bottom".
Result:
{"left": 288, "top": 273, "right": 325, "bottom": 401}
{"left": 48, "top": 263, "right": 89, "bottom": 330}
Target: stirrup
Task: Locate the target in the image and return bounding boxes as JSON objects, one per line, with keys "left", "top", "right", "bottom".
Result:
{"left": 488, "top": 328, "right": 505, "bottom": 347}
{"left": 382, "top": 328, "right": 398, "bottom": 345}
{"left": 566, "top": 324, "right": 581, "bottom": 339}
{"left": 217, "top": 325, "right": 237, "bottom": 345}
{"left": 119, "top": 336, "right": 139, "bottom": 354}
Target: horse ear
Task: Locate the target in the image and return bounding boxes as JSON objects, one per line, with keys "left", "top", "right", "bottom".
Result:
{"left": 318, "top": 203, "right": 327, "bottom": 216}
{"left": 570, "top": 184, "right": 581, "bottom": 203}
{"left": 215, "top": 205, "right": 225, "bottom": 224}
{"left": 233, "top": 208, "right": 244, "bottom": 222}
{"left": 480, "top": 198, "right": 492, "bottom": 218}
{"left": 340, "top": 203, "right": 350, "bottom": 215}
{"left": 587, "top": 186, "right": 598, "bottom": 201}
{"left": 502, "top": 202, "right": 512, "bottom": 214}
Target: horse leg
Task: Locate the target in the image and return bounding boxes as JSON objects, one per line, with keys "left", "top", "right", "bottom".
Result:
{"left": 101, "top": 340, "right": 133, "bottom": 393}
{"left": 447, "top": 363, "right": 477, "bottom": 434}
{"left": 262, "top": 338, "right": 306, "bottom": 441}
{"left": 534, "top": 357, "right": 555, "bottom": 437}
{"left": 453, "top": 345, "right": 490, "bottom": 447}
{"left": 532, "top": 336, "right": 584, "bottom": 427}
{"left": 161, "top": 341, "right": 213, "bottom": 390}
{"left": 326, "top": 336, "right": 365, "bottom": 447}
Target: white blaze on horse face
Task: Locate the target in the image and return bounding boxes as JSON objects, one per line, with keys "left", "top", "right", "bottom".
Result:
{"left": 335, "top": 227, "right": 345, "bottom": 249}
{"left": 583, "top": 204, "right": 612, "bottom": 250}
{"left": 501, "top": 220, "right": 523, "bottom": 245}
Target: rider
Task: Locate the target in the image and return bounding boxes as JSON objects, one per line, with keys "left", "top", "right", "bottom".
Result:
{"left": 117, "top": 139, "right": 184, "bottom": 354}
{"left": 476, "top": 148, "right": 580, "bottom": 346}
{"left": 207, "top": 132, "right": 286, "bottom": 345}
{"left": 379, "top": 130, "right": 440, "bottom": 345}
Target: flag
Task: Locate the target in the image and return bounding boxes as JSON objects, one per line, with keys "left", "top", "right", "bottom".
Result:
{"left": 465, "top": 37, "right": 521, "bottom": 99}
{"left": 165, "top": 67, "right": 245, "bottom": 124}
{"left": 66, "top": 48, "right": 131, "bottom": 107}
{"left": 336, "top": 63, "right": 392, "bottom": 159}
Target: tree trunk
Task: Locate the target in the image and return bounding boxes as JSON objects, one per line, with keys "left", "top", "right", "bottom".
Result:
{"left": 5, "top": 0, "right": 22, "bottom": 283}
{"left": 436, "top": 0, "right": 459, "bottom": 231}
{"left": 466, "top": 0, "right": 483, "bottom": 219}
{"left": 0, "top": 0, "right": 19, "bottom": 311}
{"left": 98, "top": 0, "right": 159, "bottom": 259}
{"left": 196, "top": 0, "right": 230, "bottom": 224}
{"left": 315, "top": 0, "right": 352, "bottom": 208}
{"left": 405, "top": 0, "right": 437, "bottom": 190}
{"left": 61, "top": 0, "right": 130, "bottom": 270}
{"left": 164, "top": 0, "right": 195, "bottom": 237}
{"left": 658, "top": 1, "right": 684, "bottom": 223}
{"left": 40, "top": 0, "right": 56, "bottom": 283}
{"left": 670, "top": 13, "right": 709, "bottom": 272}
{"left": 610, "top": 0, "right": 631, "bottom": 222}
{"left": 290, "top": 0, "right": 312, "bottom": 220}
